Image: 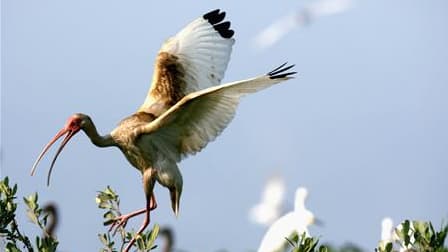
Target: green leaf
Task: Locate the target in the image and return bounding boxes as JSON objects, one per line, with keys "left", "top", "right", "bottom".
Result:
{"left": 402, "top": 220, "right": 410, "bottom": 234}
{"left": 136, "top": 234, "right": 145, "bottom": 250}
{"left": 385, "top": 242, "right": 393, "bottom": 252}
{"left": 99, "top": 233, "right": 108, "bottom": 245}
{"left": 148, "top": 224, "right": 159, "bottom": 245}
{"left": 12, "top": 184, "right": 18, "bottom": 195}
{"left": 103, "top": 210, "right": 116, "bottom": 220}
{"left": 319, "top": 246, "right": 328, "bottom": 252}
{"left": 103, "top": 218, "right": 115, "bottom": 226}
{"left": 5, "top": 242, "right": 21, "bottom": 252}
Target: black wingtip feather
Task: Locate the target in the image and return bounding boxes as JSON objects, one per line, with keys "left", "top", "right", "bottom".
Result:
{"left": 268, "top": 62, "right": 288, "bottom": 75}
{"left": 203, "top": 9, "right": 235, "bottom": 39}
{"left": 203, "top": 9, "right": 220, "bottom": 20}
{"left": 203, "top": 9, "right": 225, "bottom": 25}
{"left": 267, "top": 63, "right": 297, "bottom": 79}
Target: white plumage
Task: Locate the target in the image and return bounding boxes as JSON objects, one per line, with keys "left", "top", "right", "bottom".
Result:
{"left": 135, "top": 72, "right": 294, "bottom": 161}
{"left": 379, "top": 218, "right": 419, "bottom": 252}
{"left": 378, "top": 217, "right": 396, "bottom": 251}
{"left": 258, "top": 187, "right": 315, "bottom": 252}
{"left": 381, "top": 217, "right": 395, "bottom": 242}
{"left": 140, "top": 11, "right": 235, "bottom": 115}
{"left": 250, "top": 175, "right": 286, "bottom": 226}
{"left": 159, "top": 18, "right": 234, "bottom": 90}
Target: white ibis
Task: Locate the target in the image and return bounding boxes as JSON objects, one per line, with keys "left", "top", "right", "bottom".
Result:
{"left": 30, "top": 9, "right": 296, "bottom": 251}
{"left": 381, "top": 217, "right": 395, "bottom": 242}
{"left": 249, "top": 175, "right": 286, "bottom": 226}
{"left": 257, "top": 187, "right": 317, "bottom": 252}
{"left": 378, "top": 217, "right": 395, "bottom": 251}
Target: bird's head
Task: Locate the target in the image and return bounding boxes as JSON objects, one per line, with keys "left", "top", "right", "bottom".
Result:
{"left": 294, "top": 187, "right": 308, "bottom": 210}
{"left": 30, "top": 113, "right": 91, "bottom": 185}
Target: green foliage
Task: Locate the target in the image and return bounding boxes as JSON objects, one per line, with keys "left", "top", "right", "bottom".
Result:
{"left": 286, "top": 232, "right": 328, "bottom": 252}
{"left": 0, "top": 178, "right": 159, "bottom": 252}
{"left": 96, "top": 186, "right": 123, "bottom": 229}
{"left": 0, "top": 177, "right": 58, "bottom": 252}
{"left": 2, "top": 177, "right": 448, "bottom": 252}
{"left": 134, "top": 224, "right": 159, "bottom": 251}
{"left": 96, "top": 186, "right": 159, "bottom": 252}
{"left": 1, "top": 176, "right": 33, "bottom": 251}
{"left": 23, "top": 192, "right": 59, "bottom": 252}
{"left": 322, "top": 243, "right": 364, "bottom": 252}
{"left": 376, "top": 220, "right": 448, "bottom": 252}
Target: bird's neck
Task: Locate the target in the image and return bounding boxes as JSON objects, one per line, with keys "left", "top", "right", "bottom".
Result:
{"left": 82, "top": 122, "right": 116, "bottom": 148}
{"left": 294, "top": 202, "right": 306, "bottom": 211}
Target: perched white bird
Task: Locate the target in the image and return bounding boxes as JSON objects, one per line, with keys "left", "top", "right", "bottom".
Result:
{"left": 258, "top": 187, "right": 316, "bottom": 252}
{"left": 254, "top": 0, "right": 353, "bottom": 50}
{"left": 379, "top": 218, "right": 418, "bottom": 252}
{"left": 378, "top": 217, "right": 395, "bottom": 250}
{"left": 249, "top": 175, "right": 286, "bottom": 226}
{"left": 381, "top": 217, "right": 395, "bottom": 242}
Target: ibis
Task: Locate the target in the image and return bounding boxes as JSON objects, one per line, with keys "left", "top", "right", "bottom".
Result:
{"left": 31, "top": 9, "right": 296, "bottom": 251}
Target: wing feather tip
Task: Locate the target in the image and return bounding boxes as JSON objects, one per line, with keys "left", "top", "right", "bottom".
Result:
{"left": 267, "top": 63, "right": 297, "bottom": 79}
{"left": 203, "top": 9, "right": 235, "bottom": 39}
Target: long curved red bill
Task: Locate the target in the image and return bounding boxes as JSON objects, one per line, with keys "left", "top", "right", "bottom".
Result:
{"left": 30, "top": 127, "right": 79, "bottom": 186}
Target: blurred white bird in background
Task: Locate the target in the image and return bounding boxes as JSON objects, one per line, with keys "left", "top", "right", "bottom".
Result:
{"left": 381, "top": 217, "right": 395, "bottom": 242}
{"left": 257, "top": 187, "right": 318, "bottom": 252}
{"left": 378, "top": 217, "right": 396, "bottom": 250}
{"left": 249, "top": 175, "right": 286, "bottom": 226}
{"left": 254, "top": 0, "right": 354, "bottom": 50}
{"left": 379, "top": 218, "right": 420, "bottom": 252}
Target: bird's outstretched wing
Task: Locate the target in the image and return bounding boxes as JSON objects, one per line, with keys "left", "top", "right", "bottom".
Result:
{"left": 134, "top": 64, "right": 296, "bottom": 162}
{"left": 139, "top": 9, "right": 235, "bottom": 116}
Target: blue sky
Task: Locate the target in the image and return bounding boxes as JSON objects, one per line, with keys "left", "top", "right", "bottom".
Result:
{"left": 2, "top": 1, "right": 447, "bottom": 251}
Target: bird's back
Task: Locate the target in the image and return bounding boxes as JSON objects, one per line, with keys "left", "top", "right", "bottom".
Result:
{"left": 113, "top": 112, "right": 156, "bottom": 138}
{"left": 258, "top": 212, "right": 296, "bottom": 252}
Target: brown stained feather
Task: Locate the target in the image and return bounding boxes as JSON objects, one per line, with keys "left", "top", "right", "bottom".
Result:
{"left": 132, "top": 111, "right": 157, "bottom": 123}
{"left": 150, "top": 52, "right": 187, "bottom": 106}
{"left": 111, "top": 111, "right": 158, "bottom": 170}
{"left": 114, "top": 112, "right": 156, "bottom": 142}
{"left": 118, "top": 112, "right": 156, "bottom": 130}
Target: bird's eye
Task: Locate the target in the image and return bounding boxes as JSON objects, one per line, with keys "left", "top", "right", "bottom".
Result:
{"left": 69, "top": 119, "right": 80, "bottom": 127}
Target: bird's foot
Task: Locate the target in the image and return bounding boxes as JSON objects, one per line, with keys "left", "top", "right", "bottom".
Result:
{"left": 108, "top": 215, "right": 128, "bottom": 235}
{"left": 108, "top": 209, "right": 145, "bottom": 235}
{"left": 107, "top": 198, "right": 157, "bottom": 235}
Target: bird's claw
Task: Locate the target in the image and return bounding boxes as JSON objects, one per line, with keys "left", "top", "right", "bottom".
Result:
{"left": 105, "top": 197, "right": 157, "bottom": 236}
{"left": 107, "top": 215, "right": 130, "bottom": 235}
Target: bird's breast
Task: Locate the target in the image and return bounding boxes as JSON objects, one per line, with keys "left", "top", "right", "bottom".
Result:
{"left": 116, "top": 143, "right": 154, "bottom": 172}
{"left": 110, "top": 112, "right": 157, "bottom": 172}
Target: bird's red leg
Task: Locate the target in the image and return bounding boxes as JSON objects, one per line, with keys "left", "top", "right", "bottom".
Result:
{"left": 123, "top": 193, "right": 153, "bottom": 252}
{"left": 108, "top": 194, "right": 157, "bottom": 234}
